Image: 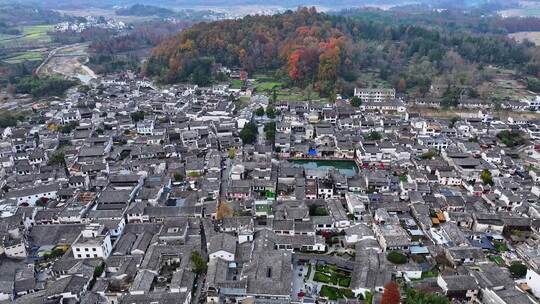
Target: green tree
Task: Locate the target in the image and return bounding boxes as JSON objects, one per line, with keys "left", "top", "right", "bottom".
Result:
{"left": 240, "top": 122, "right": 258, "bottom": 144}
{"left": 365, "top": 131, "right": 382, "bottom": 141}
{"left": 191, "top": 251, "right": 207, "bottom": 275}
{"left": 89, "top": 263, "right": 105, "bottom": 290}
{"left": 448, "top": 117, "right": 459, "bottom": 128}
{"left": 350, "top": 96, "right": 362, "bottom": 107}
{"left": 131, "top": 111, "right": 145, "bottom": 122}
{"left": 271, "top": 88, "right": 278, "bottom": 103}
{"left": 0, "top": 111, "right": 25, "bottom": 128}
{"left": 43, "top": 248, "right": 65, "bottom": 260}
{"left": 187, "top": 171, "right": 200, "bottom": 178}
{"left": 228, "top": 148, "right": 236, "bottom": 159}
{"left": 173, "top": 172, "right": 184, "bottom": 182}
{"left": 255, "top": 107, "right": 265, "bottom": 117}
{"left": 264, "top": 122, "right": 276, "bottom": 142}
{"left": 386, "top": 251, "right": 407, "bottom": 264}
{"left": 58, "top": 122, "right": 78, "bottom": 134}
{"left": 94, "top": 263, "right": 105, "bottom": 278}
{"left": 309, "top": 205, "right": 328, "bottom": 216}
{"left": 215, "top": 71, "right": 229, "bottom": 82}
{"left": 15, "top": 76, "right": 78, "bottom": 98}
{"left": 441, "top": 86, "right": 460, "bottom": 108}
{"left": 509, "top": 262, "right": 527, "bottom": 278}
{"left": 48, "top": 151, "right": 65, "bottom": 166}
{"left": 365, "top": 291, "right": 373, "bottom": 304}
{"left": 497, "top": 130, "right": 526, "bottom": 147}
{"left": 420, "top": 150, "right": 437, "bottom": 159}
{"left": 404, "top": 288, "right": 449, "bottom": 304}
{"left": 191, "top": 58, "right": 213, "bottom": 86}
{"left": 78, "top": 85, "right": 91, "bottom": 93}
{"left": 266, "top": 106, "right": 276, "bottom": 119}
{"left": 481, "top": 169, "right": 494, "bottom": 186}
{"left": 527, "top": 77, "right": 540, "bottom": 93}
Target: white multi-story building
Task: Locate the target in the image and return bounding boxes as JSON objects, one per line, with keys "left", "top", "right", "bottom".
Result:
{"left": 354, "top": 88, "right": 396, "bottom": 102}
{"left": 522, "top": 96, "right": 540, "bottom": 111}
{"left": 72, "top": 224, "right": 112, "bottom": 259}
{"left": 136, "top": 119, "right": 154, "bottom": 135}
{"left": 3, "top": 240, "right": 27, "bottom": 259}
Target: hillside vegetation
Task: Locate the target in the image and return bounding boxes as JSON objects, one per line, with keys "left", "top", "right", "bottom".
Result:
{"left": 145, "top": 8, "right": 540, "bottom": 98}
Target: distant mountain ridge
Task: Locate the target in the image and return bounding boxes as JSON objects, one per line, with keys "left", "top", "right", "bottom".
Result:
{"left": 116, "top": 4, "right": 177, "bottom": 17}
{"left": 1, "top": 0, "right": 514, "bottom": 10}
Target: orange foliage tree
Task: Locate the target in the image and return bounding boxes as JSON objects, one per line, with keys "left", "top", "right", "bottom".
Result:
{"left": 216, "top": 202, "right": 233, "bottom": 220}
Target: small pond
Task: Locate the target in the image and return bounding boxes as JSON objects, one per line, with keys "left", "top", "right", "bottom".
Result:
{"left": 289, "top": 159, "right": 359, "bottom": 177}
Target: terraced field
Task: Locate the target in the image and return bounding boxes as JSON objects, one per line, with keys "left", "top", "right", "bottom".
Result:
{"left": 0, "top": 25, "right": 54, "bottom": 48}
{"left": 2, "top": 50, "right": 46, "bottom": 64}
{"left": 0, "top": 25, "right": 56, "bottom": 65}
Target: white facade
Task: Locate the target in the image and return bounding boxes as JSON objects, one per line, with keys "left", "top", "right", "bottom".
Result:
{"left": 136, "top": 120, "right": 155, "bottom": 135}
{"left": 4, "top": 242, "right": 27, "bottom": 259}
{"left": 72, "top": 224, "right": 112, "bottom": 259}
{"left": 7, "top": 185, "right": 59, "bottom": 207}
{"left": 354, "top": 88, "right": 396, "bottom": 102}
{"left": 523, "top": 96, "right": 540, "bottom": 111}
{"left": 345, "top": 193, "right": 366, "bottom": 219}
{"left": 436, "top": 171, "right": 462, "bottom": 186}
{"left": 209, "top": 250, "right": 234, "bottom": 262}
{"left": 526, "top": 269, "right": 540, "bottom": 298}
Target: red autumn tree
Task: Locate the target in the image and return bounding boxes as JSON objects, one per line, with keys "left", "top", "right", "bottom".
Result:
{"left": 288, "top": 49, "right": 303, "bottom": 80}
{"left": 381, "top": 281, "right": 400, "bottom": 304}
{"left": 288, "top": 47, "right": 319, "bottom": 83}
{"left": 397, "top": 78, "right": 407, "bottom": 93}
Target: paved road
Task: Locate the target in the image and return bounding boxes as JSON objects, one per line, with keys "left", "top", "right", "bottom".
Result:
{"left": 192, "top": 219, "right": 208, "bottom": 304}
{"left": 220, "top": 158, "right": 231, "bottom": 201}
{"left": 292, "top": 262, "right": 310, "bottom": 301}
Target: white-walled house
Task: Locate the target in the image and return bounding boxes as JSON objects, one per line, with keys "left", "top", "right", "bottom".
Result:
{"left": 522, "top": 96, "right": 540, "bottom": 111}
{"left": 208, "top": 234, "right": 236, "bottom": 262}
{"left": 5, "top": 184, "right": 59, "bottom": 206}
{"left": 345, "top": 193, "right": 366, "bottom": 219}
{"left": 436, "top": 170, "right": 462, "bottom": 186}
{"left": 72, "top": 224, "right": 112, "bottom": 259}
{"left": 3, "top": 240, "right": 27, "bottom": 259}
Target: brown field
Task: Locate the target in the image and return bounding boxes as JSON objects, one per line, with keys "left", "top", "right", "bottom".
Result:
{"left": 508, "top": 32, "right": 540, "bottom": 45}
{"left": 488, "top": 67, "right": 536, "bottom": 101}
{"left": 410, "top": 106, "right": 540, "bottom": 120}
{"left": 38, "top": 43, "right": 97, "bottom": 84}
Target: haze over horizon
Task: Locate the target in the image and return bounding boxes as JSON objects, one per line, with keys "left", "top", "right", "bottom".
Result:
{"left": 0, "top": 0, "right": 511, "bottom": 10}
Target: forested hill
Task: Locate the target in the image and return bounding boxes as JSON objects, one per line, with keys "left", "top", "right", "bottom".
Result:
{"left": 146, "top": 8, "right": 348, "bottom": 94}
{"left": 145, "top": 8, "right": 540, "bottom": 97}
